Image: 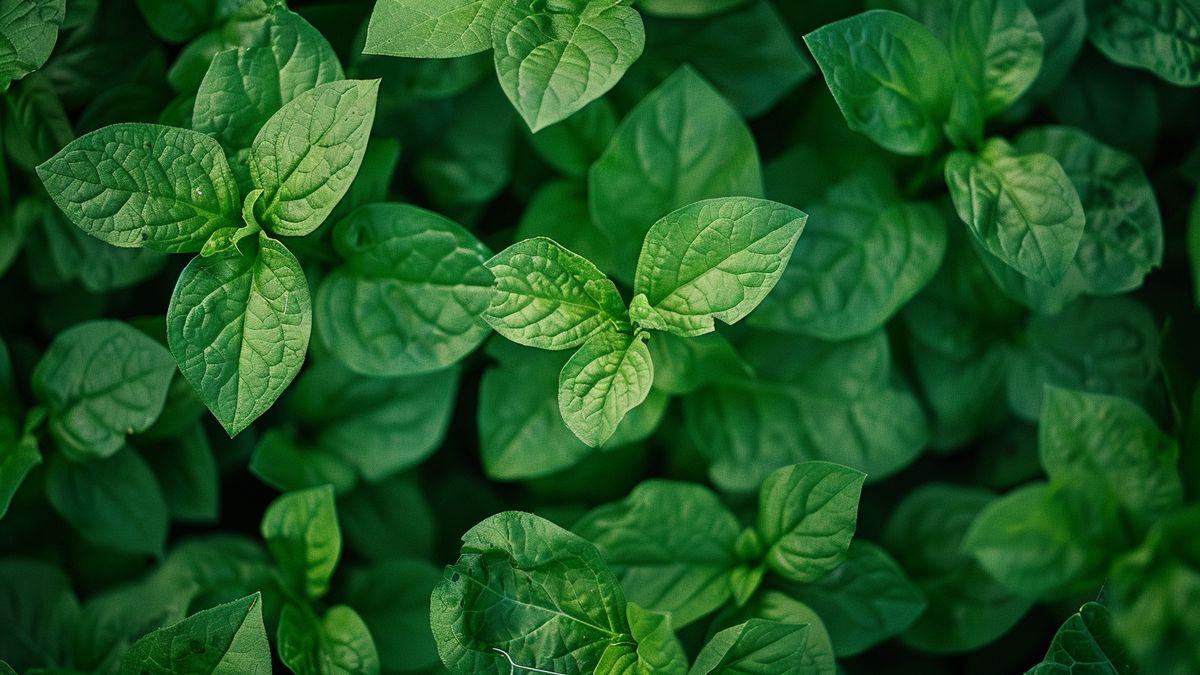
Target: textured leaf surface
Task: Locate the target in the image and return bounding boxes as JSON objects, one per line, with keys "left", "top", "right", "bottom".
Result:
{"left": 1088, "top": 0, "right": 1200, "bottom": 85}
{"left": 1026, "top": 602, "right": 1133, "bottom": 675}
{"left": 37, "top": 123, "right": 240, "bottom": 252}
{"left": 804, "top": 10, "right": 954, "bottom": 155}
{"left": 946, "top": 139, "right": 1085, "bottom": 285}
{"left": 250, "top": 79, "right": 379, "bottom": 237}
{"left": 688, "top": 619, "right": 810, "bottom": 675}
{"left": 120, "top": 593, "right": 271, "bottom": 674}
{"left": 758, "top": 462, "right": 866, "bottom": 584}
{"left": 484, "top": 237, "right": 627, "bottom": 350}
{"left": 491, "top": 0, "right": 645, "bottom": 131}
{"left": 632, "top": 198, "right": 806, "bottom": 337}
{"left": 317, "top": 203, "right": 493, "bottom": 376}
{"left": 168, "top": 233, "right": 311, "bottom": 437}
{"left": 33, "top": 320, "right": 175, "bottom": 460}
{"left": 574, "top": 480, "right": 741, "bottom": 628}
{"left": 950, "top": 0, "right": 1044, "bottom": 117}
{"left": 559, "top": 329, "right": 653, "bottom": 447}
{"left": 277, "top": 603, "right": 380, "bottom": 675}
{"left": 430, "top": 511, "right": 630, "bottom": 674}
{"left": 0, "top": 0, "right": 65, "bottom": 90}
{"left": 364, "top": 0, "right": 503, "bottom": 57}
{"left": 589, "top": 67, "right": 763, "bottom": 280}
{"left": 261, "top": 485, "right": 342, "bottom": 601}
{"left": 751, "top": 167, "right": 945, "bottom": 340}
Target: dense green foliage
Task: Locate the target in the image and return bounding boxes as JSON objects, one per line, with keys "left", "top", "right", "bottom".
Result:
{"left": 1, "top": 0, "right": 1198, "bottom": 673}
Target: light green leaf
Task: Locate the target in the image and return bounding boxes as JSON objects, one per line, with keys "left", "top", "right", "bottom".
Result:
{"left": 193, "top": 9, "right": 344, "bottom": 175}
{"left": 1040, "top": 386, "right": 1183, "bottom": 528}
{"left": 946, "top": 138, "right": 1085, "bottom": 285}
{"left": 595, "top": 603, "right": 688, "bottom": 675}
{"left": 491, "top": 0, "right": 645, "bottom": 132}
{"left": 632, "top": 198, "right": 806, "bottom": 337}
{"left": 711, "top": 594, "right": 837, "bottom": 675}
{"left": 751, "top": 166, "right": 946, "bottom": 340}
{"left": 963, "top": 480, "right": 1126, "bottom": 599}
{"left": 316, "top": 203, "right": 493, "bottom": 376}
{"left": 364, "top": 0, "right": 503, "bottom": 58}
{"left": 278, "top": 603, "right": 380, "bottom": 675}
{"left": 884, "top": 483, "right": 1033, "bottom": 653}
{"left": 430, "top": 511, "right": 630, "bottom": 674}
{"left": 0, "top": 559, "right": 79, "bottom": 672}
{"left": 559, "top": 329, "right": 653, "bottom": 447}
{"left": 589, "top": 66, "right": 763, "bottom": 281}
{"left": 44, "top": 447, "right": 169, "bottom": 556}
{"left": 574, "top": 480, "right": 742, "bottom": 628}
{"left": 0, "top": 435, "right": 40, "bottom": 519}
{"left": 483, "top": 237, "right": 627, "bottom": 350}
{"left": 758, "top": 461, "right": 866, "bottom": 584}
{"left": 0, "top": 0, "right": 66, "bottom": 90}
{"left": 261, "top": 485, "right": 342, "bottom": 601}
{"left": 120, "top": 593, "right": 271, "bottom": 675}
{"left": 33, "top": 320, "right": 175, "bottom": 461}
{"left": 780, "top": 542, "right": 926, "bottom": 657}
{"left": 1026, "top": 602, "right": 1133, "bottom": 675}
{"left": 688, "top": 619, "right": 810, "bottom": 675}
{"left": 950, "top": 0, "right": 1044, "bottom": 117}
{"left": 37, "top": 123, "right": 240, "bottom": 253}
{"left": 168, "top": 233, "right": 311, "bottom": 437}
{"left": 250, "top": 79, "right": 379, "bottom": 237}
{"left": 804, "top": 10, "right": 955, "bottom": 155}
{"left": 346, "top": 559, "right": 443, "bottom": 673}
{"left": 1015, "top": 125, "right": 1163, "bottom": 295}
{"left": 1088, "top": 0, "right": 1200, "bottom": 86}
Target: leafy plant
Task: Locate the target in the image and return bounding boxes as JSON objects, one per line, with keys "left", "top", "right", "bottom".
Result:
{"left": 2, "top": 0, "right": 1199, "bottom": 674}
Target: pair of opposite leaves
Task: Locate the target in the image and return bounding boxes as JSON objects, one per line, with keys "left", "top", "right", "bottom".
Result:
{"left": 37, "top": 78, "right": 380, "bottom": 436}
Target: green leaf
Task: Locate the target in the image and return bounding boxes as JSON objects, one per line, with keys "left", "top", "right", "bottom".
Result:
{"left": 685, "top": 330, "right": 928, "bottom": 492}
{"left": 168, "top": 233, "right": 311, "bottom": 437}
{"left": 647, "top": 331, "right": 747, "bottom": 395}
{"left": 142, "top": 426, "right": 220, "bottom": 522}
{"left": 346, "top": 559, "right": 443, "bottom": 673}
{"left": 883, "top": 483, "right": 1033, "bottom": 653}
{"left": 945, "top": 138, "right": 1086, "bottom": 285}
{"left": 250, "top": 428, "right": 358, "bottom": 495}
{"left": 36, "top": 207, "right": 168, "bottom": 293}
{"left": 950, "top": 0, "right": 1044, "bottom": 117}
{"left": 193, "top": 8, "right": 344, "bottom": 175}
{"left": 688, "top": 619, "right": 810, "bottom": 675}
{"left": 44, "top": 447, "right": 169, "bottom": 556}
{"left": 290, "top": 359, "right": 460, "bottom": 480}
{"left": 491, "top": 0, "right": 645, "bottom": 132}
{"left": 120, "top": 593, "right": 271, "bottom": 674}
{"left": 33, "top": 320, "right": 175, "bottom": 460}
{"left": 134, "top": 0, "right": 211, "bottom": 44}
{"left": 1026, "top": 602, "right": 1133, "bottom": 675}
{"left": 574, "top": 480, "right": 742, "bottom": 628}
{"left": 1088, "top": 0, "right": 1200, "bottom": 86}
{"left": 559, "top": 329, "right": 653, "bottom": 447}
{"left": 36, "top": 123, "right": 241, "bottom": 253}
{"left": 1014, "top": 125, "right": 1162, "bottom": 296}
{"left": 0, "top": 435, "right": 40, "bottom": 519}
{"left": 1108, "top": 506, "right": 1200, "bottom": 675}
{"left": 638, "top": 0, "right": 750, "bottom": 17}
{"left": 1040, "top": 386, "right": 1183, "bottom": 528}
{"left": 631, "top": 198, "right": 806, "bottom": 338}
{"left": 431, "top": 511, "right": 630, "bottom": 674}
{"left": 3, "top": 73, "right": 73, "bottom": 171}
{"left": 364, "top": 0, "right": 504, "bottom": 58}
{"left": 804, "top": 10, "right": 955, "bottom": 155}
{"left": 711, "top": 593, "right": 837, "bottom": 675}
{"left": 757, "top": 462, "right": 866, "bottom": 584}
{"left": 595, "top": 603, "right": 688, "bottom": 675}
{"left": 589, "top": 66, "right": 763, "bottom": 281}
{"left": 779, "top": 541, "right": 926, "bottom": 657}
{"left": 750, "top": 165, "right": 946, "bottom": 340}
{"left": 963, "top": 480, "right": 1125, "bottom": 599}
{"left": 316, "top": 203, "right": 493, "bottom": 376}
{"left": 483, "top": 237, "right": 627, "bottom": 350}
{"left": 278, "top": 603, "right": 380, "bottom": 675}
{"left": 0, "top": 0, "right": 66, "bottom": 90}
{"left": 261, "top": 484, "right": 342, "bottom": 601}
{"left": 1006, "top": 296, "right": 1160, "bottom": 420}
{"left": 339, "top": 474, "right": 437, "bottom": 561}
{"left": 0, "top": 559, "right": 79, "bottom": 672}
{"left": 250, "top": 79, "right": 380, "bottom": 237}
{"left": 529, "top": 97, "right": 617, "bottom": 178}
